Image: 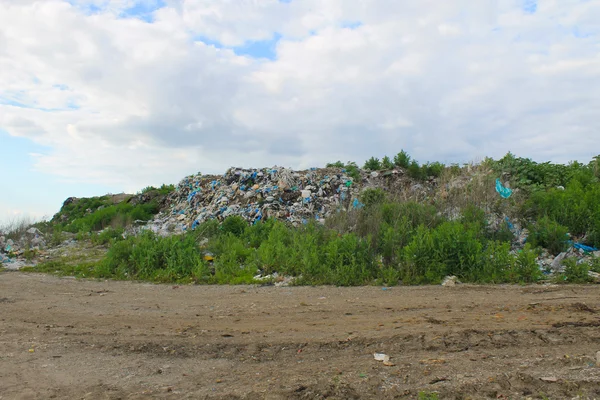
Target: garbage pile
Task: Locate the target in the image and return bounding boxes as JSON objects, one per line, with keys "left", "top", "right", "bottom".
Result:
{"left": 143, "top": 166, "right": 396, "bottom": 236}
{"left": 0, "top": 228, "right": 45, "bottom": 270}
{"left": 537, "top": 245, "right": 600, "bottom": 281}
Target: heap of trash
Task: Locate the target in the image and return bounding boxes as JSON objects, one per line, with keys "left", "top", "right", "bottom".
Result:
{"left": 0, "top": 228, "right": 45, "bottom": 270}
{"left": 143, "top": 166, "right": 410, "bottom": 236}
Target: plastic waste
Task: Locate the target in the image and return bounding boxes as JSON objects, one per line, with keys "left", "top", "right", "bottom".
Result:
{"left": 573, "top": 243, "right": 598, "bottom": 252}
{"left": 495, "top": 179, "right": 513, "bottom": 199}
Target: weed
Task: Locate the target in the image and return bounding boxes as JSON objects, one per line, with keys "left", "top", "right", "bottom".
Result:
{"left": 563, "top": 258, "right": 590, "bottom": 283}
{"left": 509, "top": 244, "right": 541, "bottom": 283}
{"left": 417, "top": 391, "right": 439, "bottom": 400}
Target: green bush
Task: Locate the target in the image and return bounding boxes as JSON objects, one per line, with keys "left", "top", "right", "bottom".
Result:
{"left": 220, "top": 215, "right": 247, "bottom": 237}
{"left": 394, "top": 150, "right": 411, "bottom": 169}
{"left": 563, "top": 258, "right": 589, "bottom": 283}
{"left": 407, "top": 160, "right": 425, "bottom": 180}
{"left": 527, "top": 217, "right": 569, "bottom": 255}
{"left": 524, "top": 180, "right": 600, "bottom": 239}
{"left": 63, "top": 201, "right": 159, "bottom": 233}
{"left": 99, "top": 230, "right": 209, "bottom": 283}
{"left": 360, "top": 188, "right": 386, "bottom": 208}
{"left": 344, "top": 162, "right": 361, "bottom": 181}
{"left": 381, "top": 156, "right": 394, "bottom": 170}
{"left": 508, "top": 244, "right": 541, "bottom": 283}
{"left": 92, "top": 227, "right": 125, "bottom": 245}
{"left": 363, "top": 157, "right": 382, "bottom": 171}
{"left": 424, "top": 161, "right": 445, "bottom": 178}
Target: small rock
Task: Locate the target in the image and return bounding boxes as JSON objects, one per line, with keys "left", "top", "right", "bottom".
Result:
{"left": 540, "top": 377, "right": 558, "bottom": 383}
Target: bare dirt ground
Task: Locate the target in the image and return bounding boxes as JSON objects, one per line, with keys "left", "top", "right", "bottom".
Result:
{"left": 1, "top": 271, "right": 599, "bottom": 400}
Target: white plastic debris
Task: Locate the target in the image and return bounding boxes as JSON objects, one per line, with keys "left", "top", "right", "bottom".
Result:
{"left": 441, "top": 276, "right": 458, "bottom": 287}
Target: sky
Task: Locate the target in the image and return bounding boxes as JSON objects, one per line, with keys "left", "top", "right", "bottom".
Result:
{"left": 1, "top": 0, "right": 599, "bottom": 223}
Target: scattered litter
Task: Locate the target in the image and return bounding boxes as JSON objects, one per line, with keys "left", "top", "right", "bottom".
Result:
{"left": 441, "top": 276, "right": 459, "bottom": 287}
{"left": 573, "top": 243, "right": 598, "bottom": 253}
{"left": 495, "top": 179, "right": 513, "bottom": 199}
{"left": 374, "top": 353, "right": 390, "bottom": 362}
{"left": 373, "top": 353, "right": 395, "bottom": 365}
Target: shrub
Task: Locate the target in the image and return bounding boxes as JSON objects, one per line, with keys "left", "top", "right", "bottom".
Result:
{"left": 509, "top": 244, "right": 541, "bottom": 283}
{"left": 394, "top": 150, "right": 411, "bottom": 169}
{"left": 527, "top": 217, "right": 569, "bottom": 255}
{"left": 563, "top": 258, "right": 590, "bottom": 283}
{"left": 425, "top": 161, "right": 445, "bottom": 178}
{"left": 326, "top": 161, "right": 345, "bottom": 168}
{"left": 92, "top": 227, "right": 124, "bottom": 245}
{"left": 360, "top": 188, "right": 386, "bottom": 208}
{"left": 220, "top": 215, "right": 247, "bottom": 237}
{"left": 381, "top": 156, "right": 394, "bottom": 170}
{"left": 407, "top": 160, "right": 425, "bottom": 180}
{"left": 363, "top": 157, "right": 382, "bottom": 171}
{"left": 99, "top": 230, "right": 208, "bottom": 282}
{"left": 344, "top": 162, "right": 361, "bottom": 181}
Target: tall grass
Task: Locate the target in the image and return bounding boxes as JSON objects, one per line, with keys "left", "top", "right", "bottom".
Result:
{"left": 74, "top": 202, "right": 544, "bottom": 285}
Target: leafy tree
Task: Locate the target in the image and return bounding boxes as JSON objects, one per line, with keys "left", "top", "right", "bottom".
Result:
{"left": 364, "top": 157, "right": 382, "bottom": 171}
{"left": 381, "top": 156, "right": 394, "bottom": 170}
{"left": 394, "top": 150, "right": 411, "bottom": 169}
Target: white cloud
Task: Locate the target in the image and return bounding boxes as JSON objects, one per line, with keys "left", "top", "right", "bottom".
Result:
{"left": 0, "top": 0, "right": 599, "bottom": 193}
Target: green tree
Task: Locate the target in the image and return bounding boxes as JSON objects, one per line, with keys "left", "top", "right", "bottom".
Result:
{"left": 364, "top": 157, "right": 382, "bottom": 171}
{"left": 381, "top": 156, "right": 394, "bottom": 170}
{"left": 394, "top": 150, "right": 411, "bottom": 169}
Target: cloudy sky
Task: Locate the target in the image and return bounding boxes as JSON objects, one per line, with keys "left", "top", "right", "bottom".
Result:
{"left": 1, "top": 0, "right": 599, "bottom": 222}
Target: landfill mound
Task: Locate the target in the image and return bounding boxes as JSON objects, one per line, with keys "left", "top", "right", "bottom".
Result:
{"left": 144, "top": 166, "right": 427, "bottom": 236}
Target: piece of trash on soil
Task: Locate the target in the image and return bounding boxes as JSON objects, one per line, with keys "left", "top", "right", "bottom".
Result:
{"left": 441, "top": 276, "right": 458, "bottom": 287}
{"left": 540, "top": 377, "right": 558, "bottom": 383}
{"left": 373, "top": 353, "right": 395, "bottom": 365}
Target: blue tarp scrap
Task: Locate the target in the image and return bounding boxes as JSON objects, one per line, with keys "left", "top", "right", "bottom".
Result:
{"left": 495, "top": 179, "right": 513, "bottom": 198}
{"left": 187, "top": 190, "right": 200, "bottom": 203}
{"left": 191, "top": 220, "right": 200, "bottom": 229}
{"left": 573, "top": 243, "right": 598, "bottom": 252}
{"left": 352, "top": 198, "right": 365, "bottom": 209}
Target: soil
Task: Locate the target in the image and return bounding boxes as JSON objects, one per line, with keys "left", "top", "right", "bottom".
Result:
{"left": 1, "top": 271, "right": 599, "bottom": 399}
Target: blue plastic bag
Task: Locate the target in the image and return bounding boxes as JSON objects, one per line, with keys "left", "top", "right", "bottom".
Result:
{"left": 573, "top": 243, "right": 598, "bottom": 252}
{"left": 495, "top": 179, "right": 513, "bottom": 199}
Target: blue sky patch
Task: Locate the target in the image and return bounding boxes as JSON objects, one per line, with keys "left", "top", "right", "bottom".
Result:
{"left": 341, "top": 21, "right": 362, "bottom": 30}
{"left": 119, "top": 0, "right": 166, "bottom": 23}
{"left": 523, "top": 0, "right": 537, "bottom": 14}
{"left": 233, "top": 33, "right": 282, "bottom": 60}
{"left": 194, "top": 36, "right": 225, "bottom": 49}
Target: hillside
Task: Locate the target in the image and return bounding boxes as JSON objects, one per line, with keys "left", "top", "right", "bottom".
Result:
{"left": 2, "top": 152, "right": 600, "bottom": 286}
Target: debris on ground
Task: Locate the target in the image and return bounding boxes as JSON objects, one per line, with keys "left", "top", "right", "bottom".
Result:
{"left": 373, "top": 353, "right": 395, "bottom": 366}
{"left": 441, "top": 276, "right": 459, "bottom": 287}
